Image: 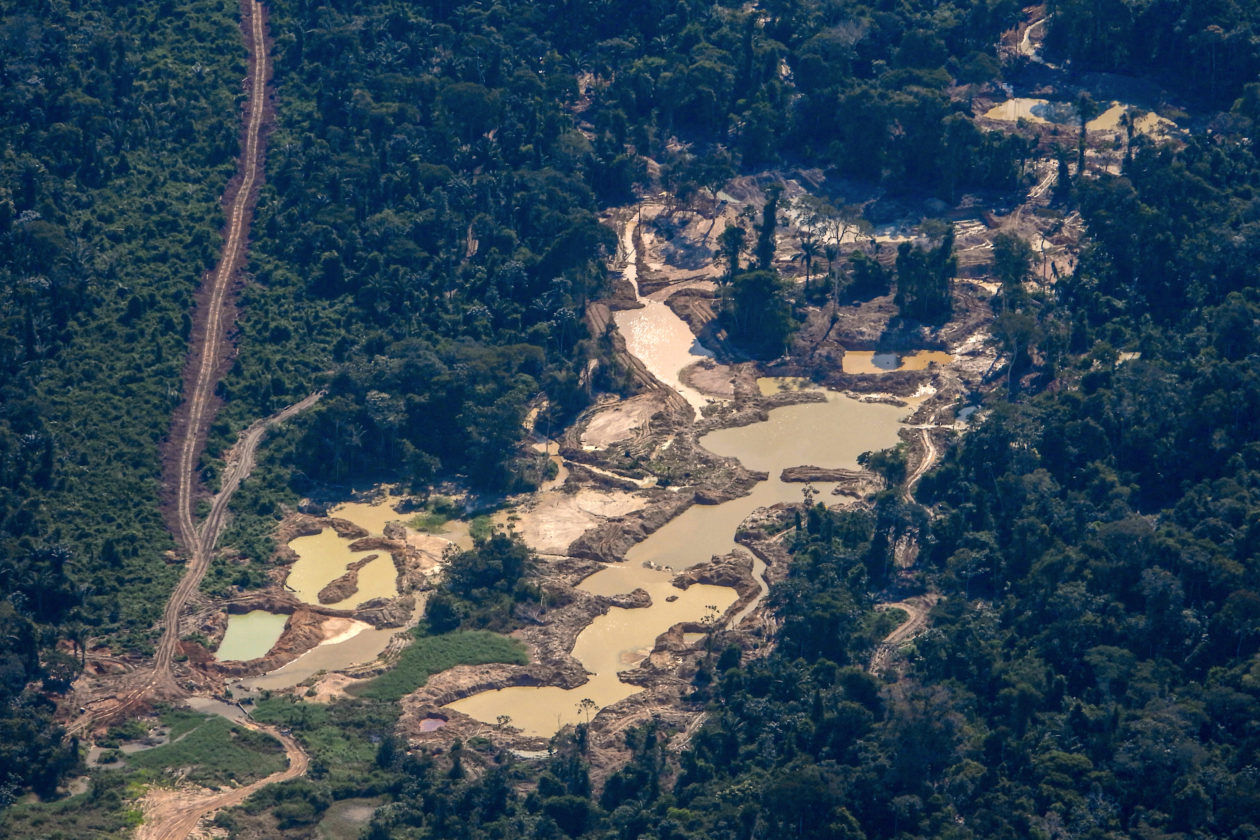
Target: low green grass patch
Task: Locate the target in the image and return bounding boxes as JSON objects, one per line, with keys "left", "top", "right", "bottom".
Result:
{"left": 408, "top": 510, "right": 451, "bottom": 533}
{"left": 159, "top": 707, "right": 210, "bottom": 740}
{"left": 126, "top": 713, "right": 285, "bottom": 786}
{"left": 352, "top": 630, "right": 528, "bottom": 702}
{"left": 468, "top": 514, "right": 495, "bottom": 542}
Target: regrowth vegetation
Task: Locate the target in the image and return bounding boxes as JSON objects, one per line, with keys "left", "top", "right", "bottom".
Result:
{"left": 0, "top": 0, "right": 245, "bottom": 799}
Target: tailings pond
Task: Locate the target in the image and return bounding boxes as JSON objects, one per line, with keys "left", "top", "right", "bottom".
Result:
{"left": 221, "top": 495, "right": 454, "bottom": 687}
{"left": 611, "top": 215, "right": 716, "bottom": 415}
{"left": 446, "top": 227, "right": 914, "bottom": 734}
{"left": 842, "top": 350, "right": 953, "bottom": 375}
{"left": 447, "top": 389, "right": 908, "bottom": 734}
{"left": 215, "top": 611, "right": 289, "bottom": 662}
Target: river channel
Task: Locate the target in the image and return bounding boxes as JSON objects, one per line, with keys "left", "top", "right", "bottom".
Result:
{"left": 445, "top": 215, "right": 916, "bottom": 736}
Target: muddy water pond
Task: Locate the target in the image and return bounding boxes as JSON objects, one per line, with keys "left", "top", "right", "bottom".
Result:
{"left": 240, "top": 622, "right": 395, "bottom": 692}
{"left": 983, "top": 97, "right": 1076, "bottom": 125}
{"left": 446, "top": 577, "right": 735, "bottom": 735}
{"left": 286, "top": 530, "right": 397, "bottom": 608}
{"left": 629, "top": 392, "right": 906, "bottom": 571}
{"left": 248, "top": 494, "right": 451, "bottom": 688}
{"left": 611, "top": 216, "right": 716, "bottom": 414}
{"left": 446, "top": 390, "right": 909, "bottom": 735}
{"left": 284, "top": 494, "right": 467, "bottom": 609}
{"left": 215, "top": 610, "right": 289, "bottom": 662}
{"left": 842, "top": 350, "right": 952, "bottom": 375}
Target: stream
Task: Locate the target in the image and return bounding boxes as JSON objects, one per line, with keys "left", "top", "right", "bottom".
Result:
{"left": 445, "top": 216, "right": 915, "bottom": 736}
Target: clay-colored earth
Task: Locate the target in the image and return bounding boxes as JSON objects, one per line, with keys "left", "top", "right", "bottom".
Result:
{"left": 581, "top": 394, "right": 666, "bottom": 448}
{"left": 511, "top": 488, "right": 649, "bottom": 556}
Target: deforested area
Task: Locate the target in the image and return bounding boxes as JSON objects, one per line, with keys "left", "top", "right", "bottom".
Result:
{"left": 5, "top": 0, "right": 1260, "bottom": 838}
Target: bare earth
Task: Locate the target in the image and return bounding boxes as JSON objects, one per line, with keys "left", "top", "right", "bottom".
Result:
{"left": 136, "top": 723, "right": 308, "bottom": 840}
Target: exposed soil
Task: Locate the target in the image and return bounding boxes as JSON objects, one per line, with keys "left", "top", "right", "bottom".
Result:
{"left": 868, "top": 594, "right": 943, "bottom": 675}
{"left": 135, "top": 719, "right": 307, "bottom": 840}
{"left": 160, "top": 0, "right": 277, "bottom": 551}
{"left": 65, "top": 1, "right": 298, "bottom": 742}
{"left": 107, "top": 5, "right": 1102, "bottom": 791}
{"left": 383, "top": 106, "right": 1076, "bottom": 769}
{"left": 317, "top": 555, "right": 378, "bottom": 604}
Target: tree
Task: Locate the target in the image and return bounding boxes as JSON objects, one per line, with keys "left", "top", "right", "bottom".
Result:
{"left": 894, "top": 225, "right": 954, "bottom": 322}
{"left": 722, "top": 269, "right": 794, "bottom": 358}
{"left": 1076, "top": 92, "right": 1099, "bottom": 174}
{"left": 716, "top": 221, "right": 747, "bottom": 285}
{"left": 756, "top": 183, "right": 782, "bottom": 270}
{"left": 992, "top": 232, "right": 1034, "bottom": 312}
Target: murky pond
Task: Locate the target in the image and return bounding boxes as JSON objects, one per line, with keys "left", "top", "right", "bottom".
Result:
{"left": 285, "top": 530, "right": 397, "bottom": 608}
{"left": 241, "top": 620, "right": 394, "bottom": 692}
{"left": 842, "top": 350, "right": 953, "bottom": 375}
{"left": 215, "top": 610, "right": 289, "bottom": 662}
{"left": 330, "top": 494, "right": 409, "bottom": 535}
{"left": 250, "top": 494, "right": 454, "bottom": 691}
{"left": 447, "top": 575, "right": 735, "bottom": 735}
{"left": 757, "top": 376, "right": 814, "bottom": 396}
{"left": 447, "top": 389, "right": 909, "bottom": 735}
{"left": 611, "top": 217, "right": 716, "bottom": 414}
{"left": 284, "top": 493, "right": 467, "bottom": 610}
{"left": 983, "top": 97, "right": 1076, "bottom": 125}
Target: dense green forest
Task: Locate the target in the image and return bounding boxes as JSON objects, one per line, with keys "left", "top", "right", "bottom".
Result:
{"left": 322, "top": 136, "right": 1260, "bottom": 840}
{"left": 216, "top": 0, "right": 1033, "bottom": 497}
{"left": 0, "top": 0, "right": 247, "bottom": 799}
{"left": 6, "top": 0, "right": 1260, "bottom": 834}
{"left": 1044, "top": 0, "right": 1260, "bottom": 106}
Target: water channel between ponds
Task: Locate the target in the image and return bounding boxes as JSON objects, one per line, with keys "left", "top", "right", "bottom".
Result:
{"left": 448, "top": 390, "right": 910, "bottom": 735}
{"left": 447, "top": 217, "right": 914, "bottom": 734}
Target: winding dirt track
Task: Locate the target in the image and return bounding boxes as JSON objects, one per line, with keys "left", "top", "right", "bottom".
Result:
{"left": 68, "top": 1, "right": 278, "bottom": 736}
{"left": 173, "top": 0, "right": 270, "bottom": 558}
{"left": 67, "top": 12, "right": 318, "bottom": 829}
{"left": 868, "top": 594, "right": 941, "bottom": 673}
{"left": 88, "top": 5, "right": 315, "bottom": 835}
{"left": 135, "top": 725, "right": 309, "bottom": 840}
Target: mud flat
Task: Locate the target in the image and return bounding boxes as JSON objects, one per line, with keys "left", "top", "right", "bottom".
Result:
{"left": 842, "top": 350, "right": 953, "bottom": 375}
{"left": 611, "top": 213, "right": 719, "bottom": 415}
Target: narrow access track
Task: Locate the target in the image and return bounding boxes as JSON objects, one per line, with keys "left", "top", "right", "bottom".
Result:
{"left": 67, "top": 1, "right": 318, "bottom": 742}
{"left": 901, "top": 428, "right": 939, "bottom": 504}
{"left": 135, "top": 723, "right": 309, "bottom": 840}
{"left": 154, "top": 0, "right": 269, "bottom": 697}
{"left": 65, "top": 389, "right": 322, "bottom": 738}
{"left": 868, "top": 594, "right": 941, "bottom": 674}
{"left": 71, "top": 5, "right": 316, "bottom": 835}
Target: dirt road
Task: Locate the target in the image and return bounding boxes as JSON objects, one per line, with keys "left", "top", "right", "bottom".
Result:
{"left": 868, "top": 594, "right": 941, "bottom": 673}
{"left": 902, "top": 428, "right": 938, "bottom": 503}
{"left": 173, "top": 0, "right": 270, "bottom": 556}
{"left": 135, "top": 722, "right": 308, "bottom": 840}
{"left": 67, "top": 0, "right": 318, "bottom": 742}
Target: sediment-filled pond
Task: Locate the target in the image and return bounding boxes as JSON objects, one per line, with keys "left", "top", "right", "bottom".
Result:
{"left": 215, "top": 610, "right": 289, "bottom": 662}
{"left": 445, "top": 225, "right": 916, "bottom": 733}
